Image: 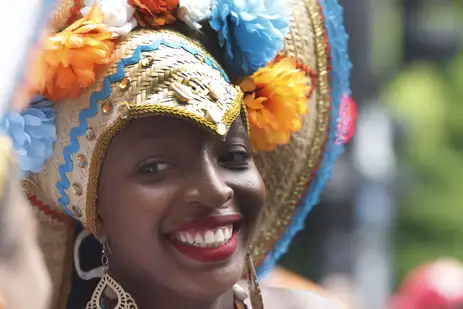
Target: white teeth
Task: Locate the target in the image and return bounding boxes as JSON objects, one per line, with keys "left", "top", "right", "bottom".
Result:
{"left": 186, "top": 233, "right": 194, "bottom": 244}
{"left": 195, "top": 233, "right": 204, "bottom": 247}
{"left": 204, "top": 230, "right": 215, "bottom": 245}
{"left": 215, "top": 229, "right": 225, "bottom": 243}
{"left": 174, "top": 224, "right": 234, "bottom": 248}
{"left": 180, "top": 234, "right": 187, "bottom": 243}
{"left": 224, "top": 226, "right": 231, "bottom": 239}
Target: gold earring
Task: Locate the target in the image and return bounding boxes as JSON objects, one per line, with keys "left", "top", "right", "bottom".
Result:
{"left": 85, "top": 242, "right": 138, "bottom": 309}
{"left": 246, "top": 248, "right": 264, "bottom": 309}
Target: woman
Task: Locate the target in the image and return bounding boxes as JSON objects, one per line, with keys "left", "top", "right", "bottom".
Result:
{"left": 4, "top": 0, "right": 352, "bottom": 308}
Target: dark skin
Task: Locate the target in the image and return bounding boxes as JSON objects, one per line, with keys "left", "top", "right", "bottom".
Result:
{"left": 97, "top": 116, "right": 266, "bottom": 309}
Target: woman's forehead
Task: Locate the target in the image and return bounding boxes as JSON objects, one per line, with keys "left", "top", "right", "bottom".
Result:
{"left": 116, "top": 116, "right": 247, "bottom": 144}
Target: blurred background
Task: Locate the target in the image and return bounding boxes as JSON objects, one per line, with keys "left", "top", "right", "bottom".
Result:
{"left": 263, "top": 1, "right": 463, "bottom": 308}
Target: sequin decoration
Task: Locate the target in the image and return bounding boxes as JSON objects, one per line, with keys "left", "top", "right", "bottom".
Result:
{"left": 119, "top": 77, "right": 131, "bottom": 91}
{"left": 140, "top": 56, "right": 154, "bottom": 68}
{"left": 102, "top": 102, "right": 113, "bottom": 114}
{"left": 72, "top": 183, "right": 83, "bottom": 196}
{"left": 68, "top": 204, "right": 82, "bottom": 218}
{"left": 76, "top": 154, "right": 88, "bottom": 168}
{"left": 85, "top": 128, "right": 96, "bottom": 141}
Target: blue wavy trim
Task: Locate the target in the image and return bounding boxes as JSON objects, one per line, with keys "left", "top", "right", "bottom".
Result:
{"left": 56, "top": 40, "right": 230, "bottom": 216}
{"left": 256, "top": 0, "right": 352, "bottom": 278}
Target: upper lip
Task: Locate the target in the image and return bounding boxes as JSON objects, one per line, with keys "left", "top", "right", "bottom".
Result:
{"left": 169, "top": 214, "right": 242, "bottom": 234}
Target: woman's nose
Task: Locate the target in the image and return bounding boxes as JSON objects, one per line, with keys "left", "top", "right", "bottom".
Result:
{"left": 182, "top": 155, "right": 234, "bottom": 211}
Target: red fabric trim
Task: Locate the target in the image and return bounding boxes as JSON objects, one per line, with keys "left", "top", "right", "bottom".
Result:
{"left": 295, "top": 60, "right": 318, "bottom": 100}
{"left": 28, "top": 194, "right": 68, "bottom": 223}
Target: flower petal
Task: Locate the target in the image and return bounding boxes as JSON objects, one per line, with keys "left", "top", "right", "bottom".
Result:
{"left": 243, "top": 57, "right": 312, "bottom": 151}
{"left": 38, "top": 1, "right": 115, "bottom": 101}
{"left": 210, "top": 0, "right": 289, "bottom": 76}
{"left": 0, "top": 99, "right": 57, "bottom": 175}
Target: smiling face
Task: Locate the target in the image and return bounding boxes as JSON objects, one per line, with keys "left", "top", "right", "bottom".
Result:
{"left": 97, "top": 115, "right": 265, "bottom": 303}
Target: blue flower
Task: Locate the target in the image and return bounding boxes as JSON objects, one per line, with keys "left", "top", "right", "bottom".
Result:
{"left": 210, "top": 0, "right": 289, "bottom": 76}
{"left": 1, "top": 96, "right": 57, "bottom": 176}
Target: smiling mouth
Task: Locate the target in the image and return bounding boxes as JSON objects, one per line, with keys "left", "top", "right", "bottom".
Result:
{"left": 174, "top": 225, "right": 234, "bottom": 248}
{"left": 168, "top": 215, "right": 242, "bottom": 263}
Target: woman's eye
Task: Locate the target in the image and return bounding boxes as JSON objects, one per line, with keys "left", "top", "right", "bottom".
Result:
{"left": 139, "top": 162, "right": 170, "bottom": 174}
{"left": 220, "top": 151, "right": 250, "bottom": 168}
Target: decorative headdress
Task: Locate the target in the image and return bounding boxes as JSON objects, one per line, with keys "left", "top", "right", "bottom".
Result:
{"left": 1, "top": 0, "right": 354, "bottom": 307}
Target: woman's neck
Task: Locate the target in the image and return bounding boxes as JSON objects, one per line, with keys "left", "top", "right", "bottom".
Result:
{"left": 117, "top": 278, "right": 236, "bottom": 309}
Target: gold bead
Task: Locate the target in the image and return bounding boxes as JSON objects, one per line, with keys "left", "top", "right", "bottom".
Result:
{"left": 76, "top": 154, "right": 88, "bottom": 168}
{"left": 72, "top": 183, "right": 83, "bottom": 196}
{"left": 119, "top": 77, "right": 131, "bottom": 91}
{"left": 68, "top": 205, "right": 82, "bottom": 218}
{"left": 85, "top": 128, "right": 96, "bottom": 141}
{"left": 102, "top": 102, "right": 113, "bottom": 114}
{"left": 140, "top": 56, "right": 154, "bottom": 68}
{"left": 216, "top": 123, "right": 227, "bottom": 136}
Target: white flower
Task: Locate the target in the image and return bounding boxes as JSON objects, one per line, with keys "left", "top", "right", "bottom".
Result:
{"left": 81, "top": 0, "right": 137, "bottom": 36}
{"left": 178, "top": 0, "right": 213, "bottom": 30}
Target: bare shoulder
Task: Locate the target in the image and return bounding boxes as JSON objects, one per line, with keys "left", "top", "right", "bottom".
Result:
{"left": 260, "top": 286, "right": 345, "bottom": 309}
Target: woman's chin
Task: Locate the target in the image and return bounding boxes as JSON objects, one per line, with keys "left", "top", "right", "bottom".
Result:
{"left": 180, "top": 262, "right": 244, "bottom": 301}
{"left": 163, "top": 227, "right": 247, "bottom": 299}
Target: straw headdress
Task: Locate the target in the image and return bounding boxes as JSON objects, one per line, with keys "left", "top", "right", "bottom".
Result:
{"left": 2, "top": 0, "right": 352, "bottom": 308}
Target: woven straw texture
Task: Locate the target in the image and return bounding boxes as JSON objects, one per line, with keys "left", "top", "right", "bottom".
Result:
{"left": 251, "top": 0, "right": 331, "bottom": 269}
{"left": 49, "top": 0, "right": 82, "bottom": 31}
{"left": 25, "top": 0, "right": 334, "bottom": 307}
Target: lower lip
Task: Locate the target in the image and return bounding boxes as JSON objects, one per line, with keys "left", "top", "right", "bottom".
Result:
{"left": 170, "top": 230, "right": 239, "bottom": 263}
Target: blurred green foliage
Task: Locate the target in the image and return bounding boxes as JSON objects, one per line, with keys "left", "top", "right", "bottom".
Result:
{"left": 385, "top": 52, "right": 463, "bottom": 285}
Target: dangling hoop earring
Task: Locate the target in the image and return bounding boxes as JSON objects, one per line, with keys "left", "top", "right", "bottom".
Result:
{"left": 233, "top": 247, "right": 264, "bottom": 309}
{"left": 85, "top": 241, "right": 138, "bottom": 309}
{"left": 246, "top": 248, "right": 264, "bottom": 309}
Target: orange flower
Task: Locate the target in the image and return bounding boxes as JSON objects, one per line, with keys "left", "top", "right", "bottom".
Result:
{"left": 240, "top": 57, "right": 311, "bottom": 151}
{"left": 38, "top": 3, "right": 115, "bottom": 101}
{"left": 129, "top": 0, "right": 179, "bottom": 27}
